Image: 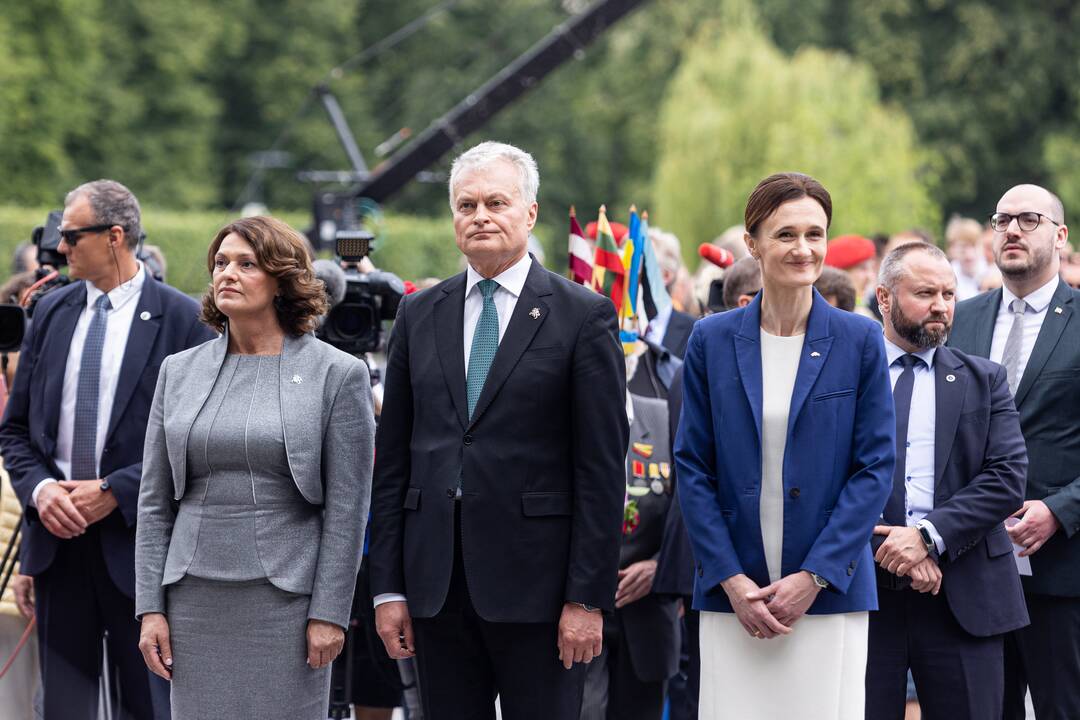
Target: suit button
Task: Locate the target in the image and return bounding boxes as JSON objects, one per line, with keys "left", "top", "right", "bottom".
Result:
{"left": 789, "top": 487, "right": 800, "bottom": 499}
{"left": 446, "top": 488, "right": 456, "bottom": 499}
{"left": 847, "top": 566, "right": 854, "bottom": 576}
{"left": 698, "top": 567, "right": 704, "bottom": 577}
{"left": 463, "top": 434, "right": 473, "bottom": 446}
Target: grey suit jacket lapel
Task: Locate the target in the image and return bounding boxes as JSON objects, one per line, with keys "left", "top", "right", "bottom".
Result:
{"left": 1014, "top": 279, "right": 1074, "bottom": 408}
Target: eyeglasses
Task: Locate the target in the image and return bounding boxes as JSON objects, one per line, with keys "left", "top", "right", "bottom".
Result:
{"left": 57, "top": 224, "right": 114, "bottom": 245}
{"left": 989, "top": 212, "right": 1061, "bottom": 233}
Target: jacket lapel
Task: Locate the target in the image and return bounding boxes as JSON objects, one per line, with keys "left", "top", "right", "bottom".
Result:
{"left": 734, "top": 295, "right": 763, "bottom": 451}
{"left": 42, "top": 285, "right": 87, "bottom": 448}
{"left": 434, "top": 273, "right": 469, "bottom": 431}
{"left": 933, "top": 347, "right": 967, "bottom": 495}
{"left": 105, "top": 277, "right": 162, "bottom": 445}
{"left": 468, "top": 261, "right": 551, "bottom": 428}
{"left": 169, "top": 333, "right": 227, "bottom": 498}
{"left": 1014, "top": 279, "right": 1073, "bottom": 408}
{"left": 785, "top": 291, "right": 835, "bottom": 438}
{"left": 972, "top": 288, "right": 1001, "bottom": 358}
{"left": 278, "top": 333, "right": 321, "bottom": 503}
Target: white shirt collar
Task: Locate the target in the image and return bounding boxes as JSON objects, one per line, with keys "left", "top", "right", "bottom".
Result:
{"left": 85, "top": 261, "right": 146, "bottom": 312}
{"left": 883, "top": 334, "right": 937, "bottom": 369}
{"left": 465, "top": 253, "right": 532, "bottom": 299}
{"left": 1002, "top": 274, "right": 1059, "bottom": 314}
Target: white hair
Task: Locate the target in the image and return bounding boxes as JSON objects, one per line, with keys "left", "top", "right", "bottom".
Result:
{"left": 448, "top": 141, "right": 539, "bottom": 208}
{"left": 648, "top": 227, "right": 683, "bottom": 275}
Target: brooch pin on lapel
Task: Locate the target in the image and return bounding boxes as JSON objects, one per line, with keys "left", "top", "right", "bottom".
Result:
{"left": 946, "top": 374, "right": 956, "bottom": 383}
{"left": 810, "top": 351, "right": 821, "bottom": 358}
{"left": 1055, "top": 307, "right": 1064, "bottom": 314}
{"left": 530, "top": 307, "right": 541, "bottom": 319}
{"left": 140, "top": 311, "right": 151, "bottom": 321}
{"left": 291, "top": 374, "right": 303, "bottom": 384}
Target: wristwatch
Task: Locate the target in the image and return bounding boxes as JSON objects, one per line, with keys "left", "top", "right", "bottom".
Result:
{"left": 573, "top": 602, "right": 601, "bottom": 613}
{"left": 915, "top": 522, "right": 938, "bottom": 559}
{"left": 810, "top": 572, "right": 829, "bottom": 590}
{"left": 99, "top": 479, "right": 111, "bottom": 492}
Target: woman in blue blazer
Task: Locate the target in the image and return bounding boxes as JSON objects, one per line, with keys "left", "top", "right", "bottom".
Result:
{"left": 674, "top": 173, "right": 895, "bottom": 719}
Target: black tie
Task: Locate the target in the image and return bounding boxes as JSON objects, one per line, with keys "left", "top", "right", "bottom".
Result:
{"left": 883, "top": 354, "right": 920, "bottom": 525}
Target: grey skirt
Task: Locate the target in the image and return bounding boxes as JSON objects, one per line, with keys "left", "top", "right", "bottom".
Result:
{"left": 166, "top": 576, "right": 330, "bottom": 720}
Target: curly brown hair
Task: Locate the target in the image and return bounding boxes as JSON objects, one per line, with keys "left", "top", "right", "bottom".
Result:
{"left": 200, "top": 216, "right": 327, "bottom": 336}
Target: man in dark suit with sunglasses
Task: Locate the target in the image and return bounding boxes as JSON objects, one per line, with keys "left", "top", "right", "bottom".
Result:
{"left": 0, "top": 180, "right": 214, "bottom": 719}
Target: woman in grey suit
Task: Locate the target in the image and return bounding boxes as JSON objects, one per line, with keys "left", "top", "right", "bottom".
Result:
{"left": 135, "top": 216, "right": 375, "bottom": 719}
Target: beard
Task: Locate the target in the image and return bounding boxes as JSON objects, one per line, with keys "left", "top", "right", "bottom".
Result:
{"left": 996, "top": 236, "right": 1055, "bottom": 281}
{"left": 890, "top": 301, "right": 950, "bottom": 350}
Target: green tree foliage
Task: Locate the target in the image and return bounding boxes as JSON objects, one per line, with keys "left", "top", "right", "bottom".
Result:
{"left": 652, "top": 13, "right": 938, "bottom": 260}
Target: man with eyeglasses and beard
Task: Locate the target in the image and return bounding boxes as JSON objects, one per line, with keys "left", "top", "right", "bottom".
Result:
{"left": 866, "top": 242, "right": 1028, "bottom": 720}
{"left": 0, "top": 180, "right": 214, "bottom": 719}
{"left": 948, "top": 184, "right": 1080, "bottom": 719}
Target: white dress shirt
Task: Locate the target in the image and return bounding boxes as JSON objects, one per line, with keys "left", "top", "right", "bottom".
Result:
{"left": 374, "top": 253, "right": 533, "bottom": 609}
{"left": 989, "top": 275, "right": 1059, "bottom": 385}
{"left": 32, "top": 264, "right": 146, "bottom": 506}
{"left": 884, "top": 337, "right": 945, "bottom": 554}
{"left": 462, "top": 253, "right": 532, "bottom": 372}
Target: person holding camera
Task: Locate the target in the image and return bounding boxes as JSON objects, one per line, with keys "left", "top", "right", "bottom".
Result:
{"left": 0, "top": 179, "right": 215, "bottom": 719}
{"left": 134, "top": 216, "right": 375, "bottom": 719}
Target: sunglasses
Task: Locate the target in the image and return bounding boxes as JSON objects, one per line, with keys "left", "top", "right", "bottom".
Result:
{"left": 58, "top": 224, "right": 114, "bottom": 245}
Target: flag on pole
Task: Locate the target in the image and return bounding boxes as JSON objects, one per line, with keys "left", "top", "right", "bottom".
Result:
{"left": 623, "top": 206, "right": 646, "bottom": 327}
{"left": 639, "top": 211, "right": 672, "bottom": 322}
{"left": 568, "top": 206, "right": 593, "bottom": 286}
{"left": 591, "top": 204, "right": 624, "bottom": 313}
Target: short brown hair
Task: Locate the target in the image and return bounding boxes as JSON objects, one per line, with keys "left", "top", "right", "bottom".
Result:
{"left": 814, "top": 266, "right": 856, "bottom": 312}
{"left": 744, "top": 173, "right": 832, "bottom": 237}
{"left": 200, "top": 216, "right": 327, "bottom": 336}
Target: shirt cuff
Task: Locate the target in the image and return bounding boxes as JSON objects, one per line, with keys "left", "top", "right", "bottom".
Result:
{"left": 373, "top": 593, "right": 406, "bottom": 608}
{"left": 31, "top": 478, "right": 57, "bottom": 508}
{"left": 916, "top": 519, "right": 946, "bottom": 555}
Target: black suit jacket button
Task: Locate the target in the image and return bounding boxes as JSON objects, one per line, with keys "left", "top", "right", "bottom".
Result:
{"left": 463, "top": 434, "right": 473, "bottom": 446}
{"left": 698, "top": 567, "right": 704, "bottom": 577}
{"left": 789, "top": 487, "right": 800, "bottom": 499}
{"left": 446, "top": 488, "right": 456, "bottom": 499}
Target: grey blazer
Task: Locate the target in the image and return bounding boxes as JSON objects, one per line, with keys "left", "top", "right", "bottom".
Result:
{"left": 134, "top": 331, "right": 375, "bottom": 628}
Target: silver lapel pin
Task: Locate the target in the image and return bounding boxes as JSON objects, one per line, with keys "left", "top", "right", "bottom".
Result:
{"left": 140, "top": 311, "right": 151, "bottom": 321}
{"left": 529, "top": 307, "right": 541, "bottom": 319}
{"left": 1055, "top": 306, "right": 1064, "bottom": 314}
{"left": 810, "top": 351, "right": 821, "bottom": 358}
{"left": 291, "top": 374, "right": 303, "bottom": 384}
{"left": 946, "top": 374, "right": 956, "bottom": 383}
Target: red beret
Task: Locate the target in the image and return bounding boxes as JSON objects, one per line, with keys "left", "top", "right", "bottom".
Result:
{"left": 585, "top": 220, "right": 629, "bottom": 243}
{"left": 825, "top": 235, "right": 876, "bottom": 269}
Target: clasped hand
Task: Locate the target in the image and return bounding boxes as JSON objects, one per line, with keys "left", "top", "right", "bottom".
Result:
{"left": 722, "top": 571, "right": 821, "bottom": 640}
{"left": 36, "top": 480, "right": 117, "bottom": 539}
{"left": 873, "top": 525, "right": 941, "bottom": 594}
{"left": 1007, "top": 500, "right": 1060, "bottom": 557}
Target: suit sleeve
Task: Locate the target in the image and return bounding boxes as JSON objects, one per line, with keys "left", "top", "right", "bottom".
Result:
{"left": 368, "top": 295, "right": 413, "bottom": 598}
{"left": 924, "top": 363, "right": 1027, "bottom": 558}
{"left": 0, "top": 311, "right": 56, "bottom": 514}
{"left": 800, "top": 324, "right": 895, "bottom": 593}
{"left": 134, "top": 355, "right": 176, "bottom": 618}
{"left": 565, "top": 298, "right": 629, "bottom": 610}
{"left": 107, "top": 316, "right": 217, "bottom": 527}
{"left": 309, "top": 362, "right": 375, "bottom": 628}
{"left": 674, "top": 325, "right": 744, "bottom": 593}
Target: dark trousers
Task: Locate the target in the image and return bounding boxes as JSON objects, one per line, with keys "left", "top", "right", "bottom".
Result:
{"left": 1003, "top": 593, "right": 1080, "bottom": 720}
{"left": 665, "top": 606, "right": 699, "bottom": 720}
{"left": 866, "top": 587, "right": 1003, "bottom": 720}
{"left": 411, "top": 508, "right": 586, "bottom": 720}
{"left": 34, "top": 529, "right": 167, "bottom": 720}
{"left": 580, "top": 607, "right": 665, "bottom": 720}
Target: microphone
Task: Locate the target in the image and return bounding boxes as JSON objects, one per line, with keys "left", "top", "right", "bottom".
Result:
{"left": 313, "top": 259, "right": 347, "bottom": 308}
{"left": 698, "top": 243, "right": 735, "bottom": 269}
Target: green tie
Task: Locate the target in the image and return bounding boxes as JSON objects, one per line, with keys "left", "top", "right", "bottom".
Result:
{"left": 467, "top": 279, "right": 499, "bottom": 419}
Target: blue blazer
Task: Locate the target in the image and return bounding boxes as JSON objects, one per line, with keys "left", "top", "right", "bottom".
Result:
{"left": 0, "top": 277, "right": 214, "bottom": 598}
{"left": 674, "top": 290, "right": 895, "bottom": 614}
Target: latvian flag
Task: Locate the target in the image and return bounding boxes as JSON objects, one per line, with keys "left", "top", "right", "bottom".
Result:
{"left": 591, "top": 204, "right": 625, "bottom": 313}
{"left": 568, "top": 206, "right": 593, "bottom": 286}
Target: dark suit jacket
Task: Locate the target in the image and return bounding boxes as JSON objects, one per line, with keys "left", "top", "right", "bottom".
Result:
{"left": 676, "top": 290, "right": 895, "bottom": 614}
{"left": 0, "top": 277, "right": 214, "bottom": 598}
{"left": 661, "top": 309, "right": 694, "bottom": 360}
{"left": 369, "top": 258, "right": 629, "bottom": 622}
{"left": 652, "top": 365, "right": 696, "bottom": 597}
{"left": 879, "top": 346, "right": 1029, "bottom": 637}
{"left": 949, "top": 279, "right": 1080, "bottom": 597}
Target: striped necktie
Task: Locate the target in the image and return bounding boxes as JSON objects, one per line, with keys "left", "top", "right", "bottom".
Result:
{"left": 70, "top": 294, "right": 112, "bottom": 480}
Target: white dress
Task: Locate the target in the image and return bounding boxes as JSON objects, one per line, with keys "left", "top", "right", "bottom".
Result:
{"left": 698, "top": 329, "right": 868, "bottom": 720}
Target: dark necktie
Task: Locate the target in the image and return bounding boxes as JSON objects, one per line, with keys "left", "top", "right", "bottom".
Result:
{"left": 70, "top": 294, "right": 112, "bottom": 480}
{"left": 883, "top": 354, "right": 920, "bottom": 525}
{"left": 466, "top": 279, "right": 499, "bottom": 420}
